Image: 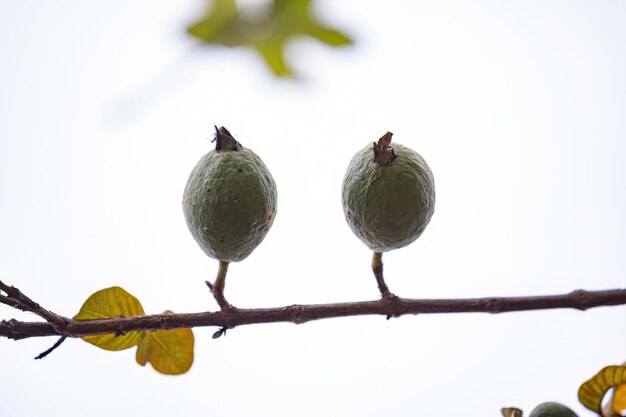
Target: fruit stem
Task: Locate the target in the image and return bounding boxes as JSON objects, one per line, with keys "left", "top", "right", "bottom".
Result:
{"left": 211, "top": 261, "right": 235, "bottom": 311}
{"left": 372, "top": 251, "right": 394, "bottom": 299}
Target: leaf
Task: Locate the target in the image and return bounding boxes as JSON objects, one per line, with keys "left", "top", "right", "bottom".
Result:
{"left": 187, "top": 0, "right": 242, "bottom": 46}
{"left": 135, "top": 312, "right": 194, "bottom": 376}
{"left": 255, "top": 40, "right": 292, "bottom": 77}
{"left": 612, "top": 384, "right": 626, "bottom": 415}
{"left": 187, "top": 0, "right": 353, "bottom": 77}
{"left": 579, "top": 365, "right": 626, "bottom": 414}
{"left": 501, "top": 407, "right": 523, "bottom": 417}
{"left": 305, "top": 27, "right": 353, "bottom": 46}
{"left": 74, "top": 286, "right": 146, "bottom": 351}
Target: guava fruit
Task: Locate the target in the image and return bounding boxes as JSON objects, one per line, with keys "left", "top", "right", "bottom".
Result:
{"left": 528, "top": 402, "right": 578, "bottom": 417}
{"left": 183, "top": 126, "right": 277, "bottom": 263}
{"left": 341, "top": 131, "right": 435, "bottom": 252}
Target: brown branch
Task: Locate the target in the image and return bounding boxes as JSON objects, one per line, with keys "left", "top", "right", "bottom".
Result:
{"left": 2, "top": 285, "right": 626, "bottom": 341}
{"left": 0, "top": 281, "right": 68, "bottom": 332}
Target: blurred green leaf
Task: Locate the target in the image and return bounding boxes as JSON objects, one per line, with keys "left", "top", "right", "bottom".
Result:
{"left": 256, "top": 41, "right": 290, "bottom": 76}
{"left": 74, "top": 286, "right": 145, "bottom": 351}
{"left": 187, "top": 0, "right": 353, "bottom": 77}
{"left": 305, "top": 27, "right": 352, "bottom": 46}
{"left": 187, "top": 0, "right": 242, "bottom": 46}
{"left": 136, "top": 312, "right": 194, "bottom": 376}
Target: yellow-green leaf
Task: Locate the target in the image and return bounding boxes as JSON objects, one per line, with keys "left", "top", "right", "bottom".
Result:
{"left": 255, "top": 40, "right": 292, "bottom": 77}
{"left": 74, "top": 286, "right": 146, "bottom": 351}
{"left": 579, "top": 365, "right": 626, "bottom": 414}
{"left": 135, "top": 312, "right": 194, "bottom": 375}
{"left": 305, "top": 27, "right": 353, "bottom": 46}
{"left": 187, "top": 0, "right": 352, "bottom": 77}
{"left": 501, "top": 407, "right": 522, "bottom": 417}
{"left": 187, "top": 0, "right": 241, "bottom": 46}
{"left": 612, "top": 384, "right": 626, "bottom": 415}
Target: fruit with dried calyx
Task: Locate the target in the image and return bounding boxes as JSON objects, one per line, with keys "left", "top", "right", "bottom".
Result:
{"left": 182, "top": 126, "right": 277, "bottom": 310}
{"left": 341, "top": 131, "right": 435, "bottom": 253}
{"left": 529, "top": 402, "right": 578, "bottom": 417}
{"left": 183, "top": 126, "right": 277, "bottom": 263}
{"left": 341, "top": 131, "right": 435, "bottom": 297}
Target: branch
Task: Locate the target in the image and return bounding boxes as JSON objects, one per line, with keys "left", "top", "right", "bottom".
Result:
{"left": 2, "top": 281, "right": 626, "bottom": 340}
{"left": 0, "top": 281, "right": 68, "bottom": 332}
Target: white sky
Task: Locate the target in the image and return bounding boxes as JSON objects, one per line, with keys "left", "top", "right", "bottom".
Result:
{"left": 1, "top": 1, "right": 626, "bottom": 416}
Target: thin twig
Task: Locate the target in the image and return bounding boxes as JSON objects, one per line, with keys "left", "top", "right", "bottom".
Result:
{"left": 34, "top": 336, "right": 68, "bottom": 360}
{"left": 2, "top": 287, "right": 626, "bottom": 340}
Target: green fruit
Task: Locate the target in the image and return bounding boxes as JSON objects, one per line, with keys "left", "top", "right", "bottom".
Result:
{"left": 529, "top": 402, "right": 578, "bottom": 417}
{"left": 183, "top": 126, "right": 277, "bottom": 262}
{"left": 341, "top": 132, "right": 435, "bottom": 252}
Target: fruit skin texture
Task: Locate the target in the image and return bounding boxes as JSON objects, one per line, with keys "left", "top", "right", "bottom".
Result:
{"left": 183, "top": 129, "right": 277, "bottom": 262}
{"left": 529, "top": 402, "right": 578, "bottom": 417}
{"left": 342, "top": 134, "right": 435, "bottom": 252}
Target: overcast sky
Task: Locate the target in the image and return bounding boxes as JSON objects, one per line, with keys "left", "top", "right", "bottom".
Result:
{"left": 1, "top": 1, "right": 626, "bottom": 416}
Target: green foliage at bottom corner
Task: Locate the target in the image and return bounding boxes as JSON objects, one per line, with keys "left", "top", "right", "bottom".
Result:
{"left": 579, "top": 365, "right": 626, "bottom": 415}
{"left": 529, "top": 402, "right": 578, "bottom": 417}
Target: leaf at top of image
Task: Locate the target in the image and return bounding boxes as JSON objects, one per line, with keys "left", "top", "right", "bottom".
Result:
{"left": 187, "top": 0, "right": 240, "bottom": 46}
{"left": 187, "top": 0, "right": 353, "bottom": 77}
{"left": 74, "top": 286, "right": 146, "bottom": 351}
{"left": 578, "top": 365, "right": 626, "bottom": 415}
{"left": 136, "top": 312, "right": 194, "bottom": 376}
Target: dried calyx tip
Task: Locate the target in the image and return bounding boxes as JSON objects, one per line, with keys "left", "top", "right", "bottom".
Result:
{"left": 378, "top": 131, "right": 393, "bottom": 149}
{"left": 372, "top": 131, "right": 397, "bottom": 165}
{"left": 213, "top": 125, "right": 242, "bottom": 152}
